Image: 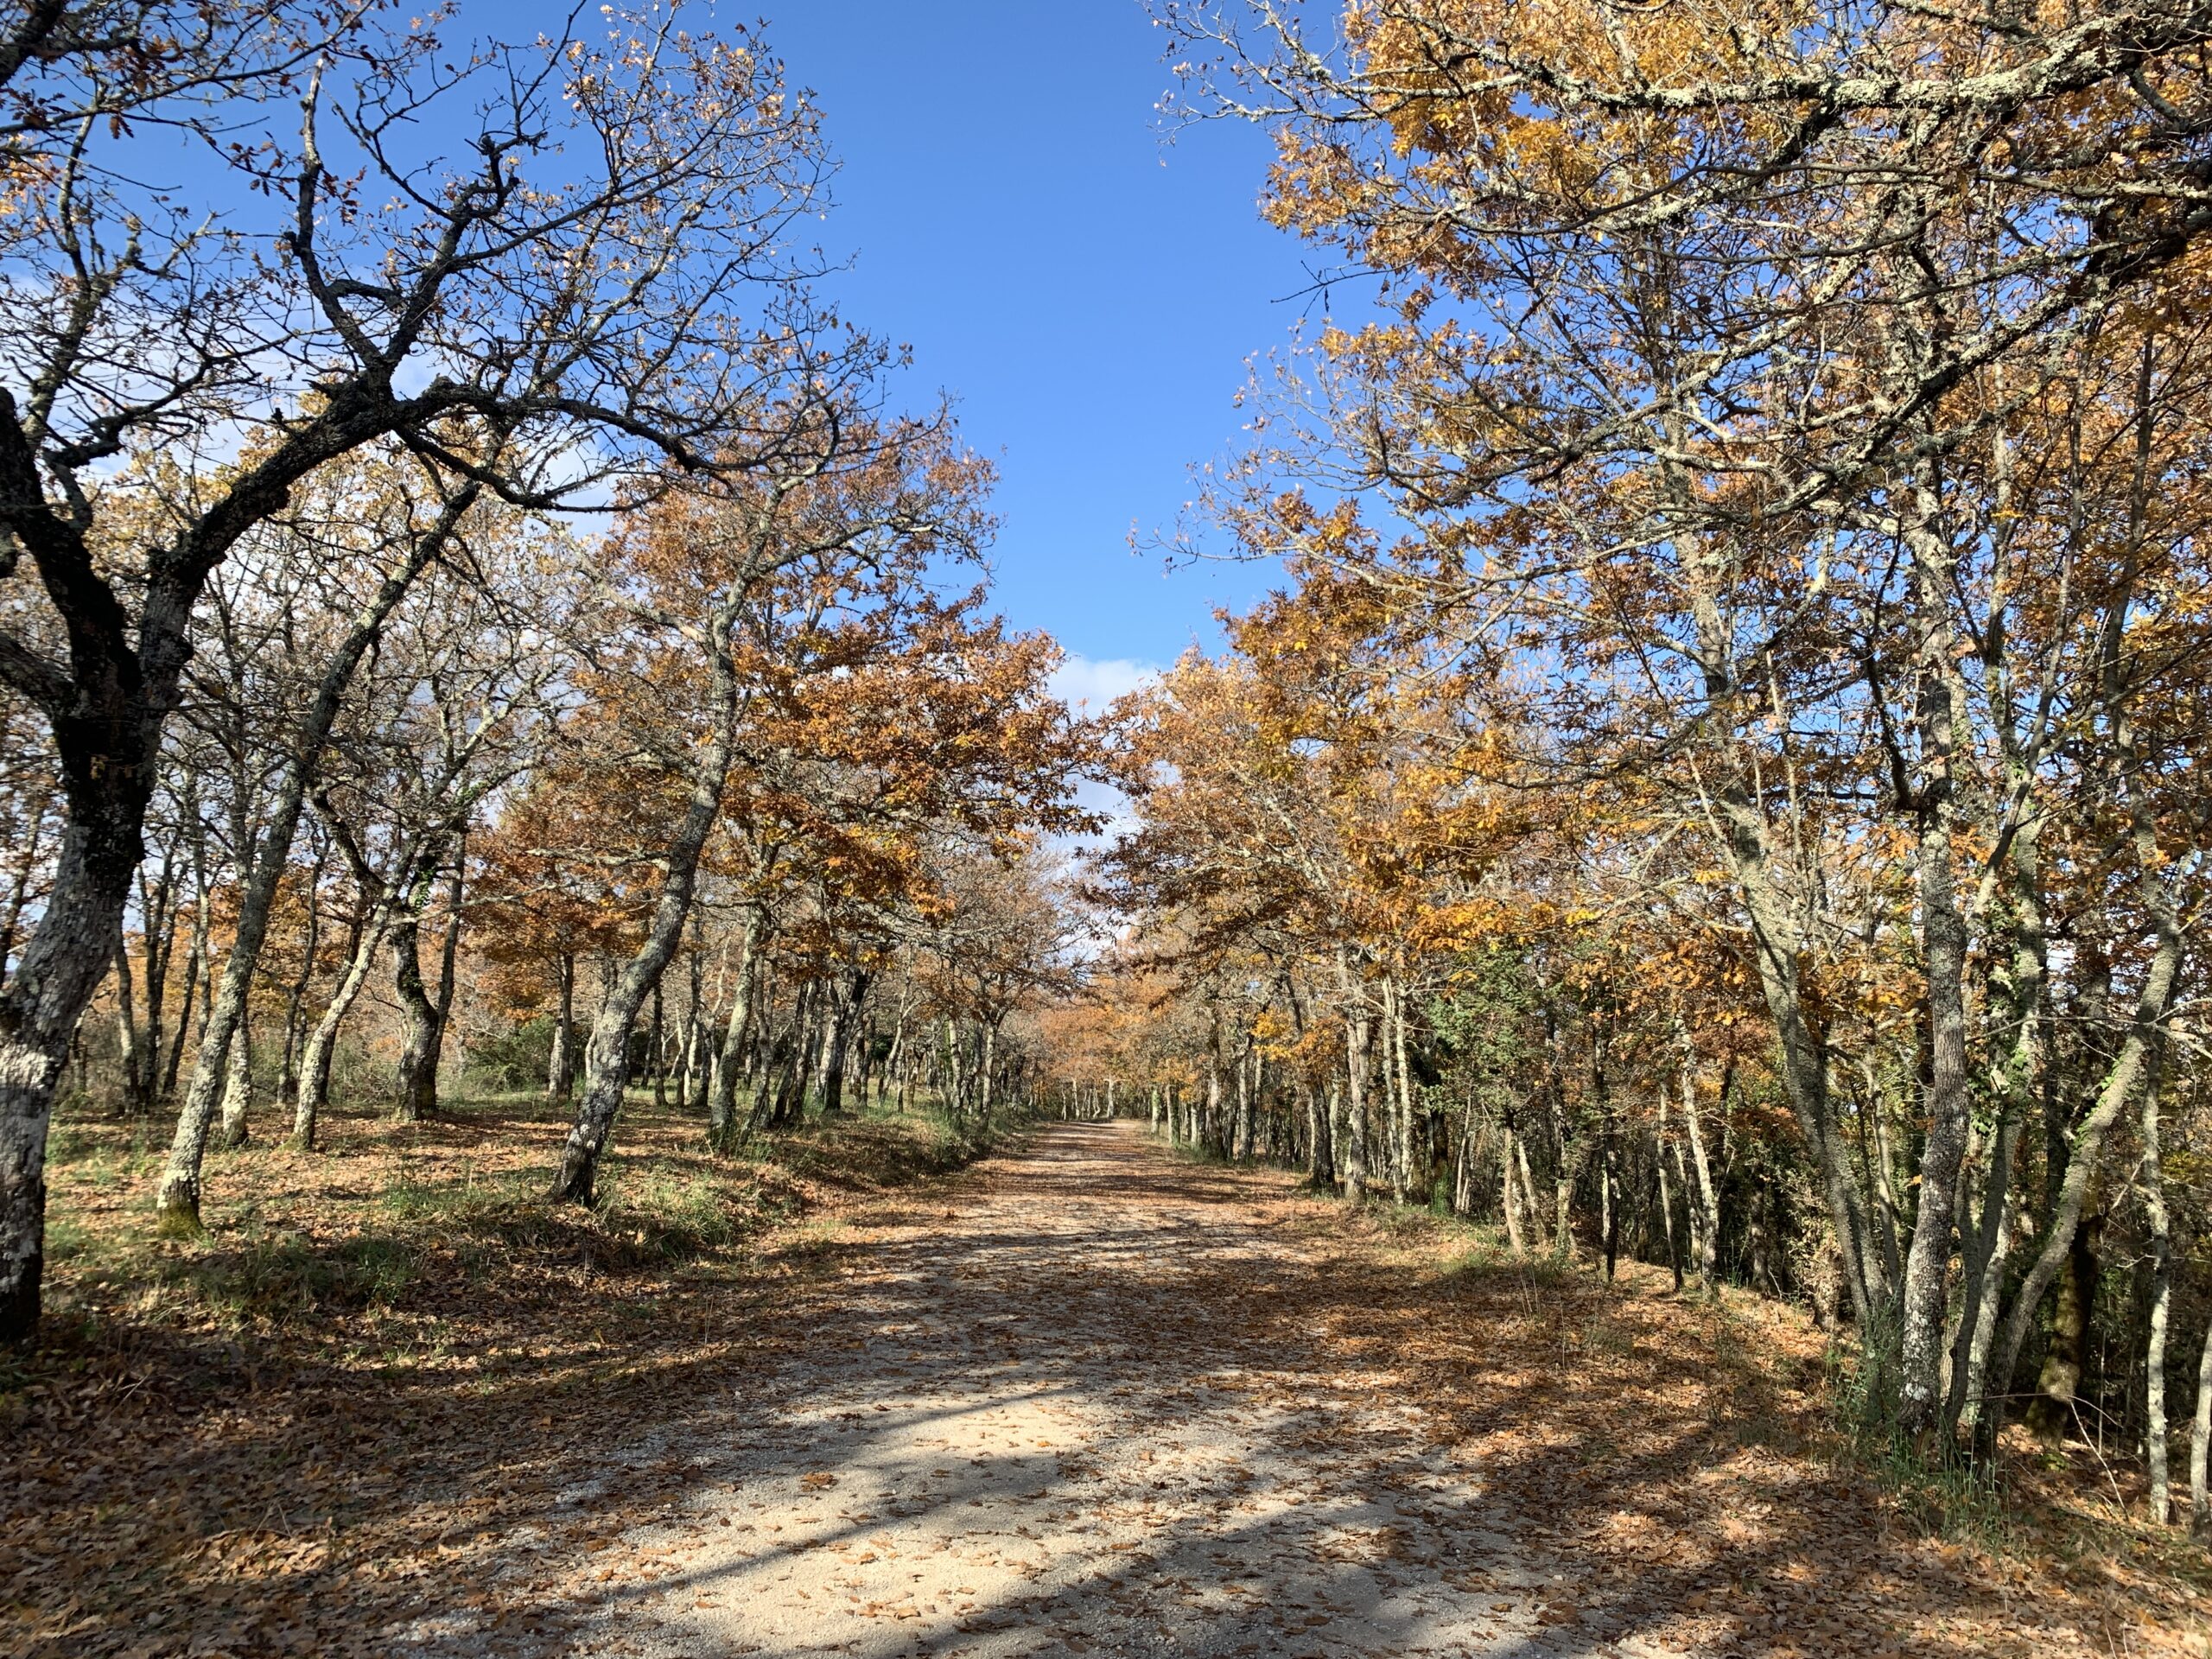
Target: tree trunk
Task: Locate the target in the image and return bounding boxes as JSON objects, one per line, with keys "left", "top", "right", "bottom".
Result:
{"left": 550, "top": 657, "right": 737, "bottom": 1202}
{"left": 2024, "top": 1213, "right": 2102, "bottom": 1446}
{"left": 1602, "top": 1140, "right": 1620, "bottom": 1283}
{"left": 1205, "top": 1028, "right": 1224, "bottom": 1157}
{"left": 291, "top": 899, "right": 396, "bottom": 1150}
{"left": 1990, "top": 902, "right": 2182, "bottom": 1438}
{"left": 742, "top": 978, "right": 780, "bottom": 1121}
{"left": 1303, "top": 1075, "right": 1332, "bottom": 1188}
{"left": 1386, "top": 976, "right": 1414, "bottom": 1203}
{"left": 978, "top": 1020, "right": 996, "bottom": 1135}
{"left": 2190, "top": 1317, "right": 2211, "bottom": 1534}
{"left": 130, "top": 851, "right": 179, "bottom": 1117}
{"left": 1283, "top": 976, "right": 1331, "bottom": 1186}
{"left": 1516, "top": 1133, "right": 1543, "bottom": 1245}
{"left": 1949, "top": 823, "right": 2046, "bottom": 1437}
{"left": 160, "top": 918, "right": 200, "bottom": 1102}
{"left": 708, "top": 908, "right": 764, "bottom": 1141}
{"left": 880, "top": 1001, "right": 906, "bottom": 1110}
{"left": 767, "top": 982, "right": 818, "bottom": 1128}
{"left": 1501, "top": 1126, "right": 1525, "bottom": 1253}
{"left": 1896, "top": 501, "right": 1975, "bottom": 1434}
{"left": 677, "top": 929, "right": 704, "bottom": 1113}
{"left": 162, "top": 786, "right": 211, "bottom": 1105}
{"left": 1231, "top": 1035, "right": 1253, "bottom": 1161}
{"left": 674, "top": 1006, "right": 696, "bottom": 1112}
{"left": 819, "top": 968, "right": 868, "bottom": 1117}
{"left": 1697, "top": 690, "right": 1880, "bottom": 1322}
{"left": 113, "top": 934, "right": 146, "bottom": 1118}
{"left": 432, "top": 847, "right": 462, "bottom": 1085}
{"left": 390, "top": 912, "right": 440, "bottom": 1122}
{"left": 1949, "top": 1112, "right": 2024, "bottom": 1436}
{"left": 1680, "top": 1058, "right": 1721, "bottom": 1293}
{"left": 852, "top": 1013, "right": 874, "bottom": 1114}
{"left": 941, "top": 1017, "right": 963, "bottom": 1120}
{"left": 1550, "top": 1094, "right": 1574, "bottom": 1260}
{"left": 279, "top": 844, "right": 328, "bottom": 1107}
{"left": 1340, "top": 1029, "right": 1371, "bottom": 1197}
{"left": 214, "top": 1011, "right": 252, "bottom": 1150}
{"left": 1655, "top": 1103, "right": 1684, "bottom": 1293}
{"left": 1669, "top": 1135, "right": 1701, "bottom": 1275}
{"left": 0, "top": 798, "right": 149, "bottom": 1334}
{"left": 546, "top": 952, "right": 576, "bottom": 1101}
{"left": 2143, "top": 1071, "right": 2174, "bottom": 1522}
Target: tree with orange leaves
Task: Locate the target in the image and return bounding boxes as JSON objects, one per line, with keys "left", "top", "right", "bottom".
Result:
{"left": 1154, "top": 0, "right": 2212, "bottom": 1456}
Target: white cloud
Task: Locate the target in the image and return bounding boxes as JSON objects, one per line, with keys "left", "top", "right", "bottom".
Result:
{"left": 1038, "top": 655, "right": 1156, "bottom": 859}
{"left": 1049, "top": 653, "right": 1158, "bottom": 715}
{"left": 1069, "top": 774, "right": 1136, "bottom": 839}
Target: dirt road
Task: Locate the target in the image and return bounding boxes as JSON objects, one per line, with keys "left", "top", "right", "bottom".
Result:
{"left": 544, "top": 1122, "right": 1611, "bottom": 1659}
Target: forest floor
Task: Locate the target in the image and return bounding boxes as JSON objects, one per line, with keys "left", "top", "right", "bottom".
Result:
{"left": 8, "top": 1115, "right": 2210, "bottom": 1658}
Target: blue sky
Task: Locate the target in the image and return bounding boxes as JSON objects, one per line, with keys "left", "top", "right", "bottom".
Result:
{"left": 457, "top": 1, "right": 1350, "bottom": 707}
{"left": 751, "top": 1, "right": 1337, "bottom": 705}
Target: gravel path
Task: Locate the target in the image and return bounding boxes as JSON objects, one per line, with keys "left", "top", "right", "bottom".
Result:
{"left": 567, "top": 1122, "right": 1626, "bottom": 1659}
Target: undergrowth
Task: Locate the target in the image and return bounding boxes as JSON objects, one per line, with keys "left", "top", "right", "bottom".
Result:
{"left": 1823, "top": 1313, "right": 2011, "bottom": 1546}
